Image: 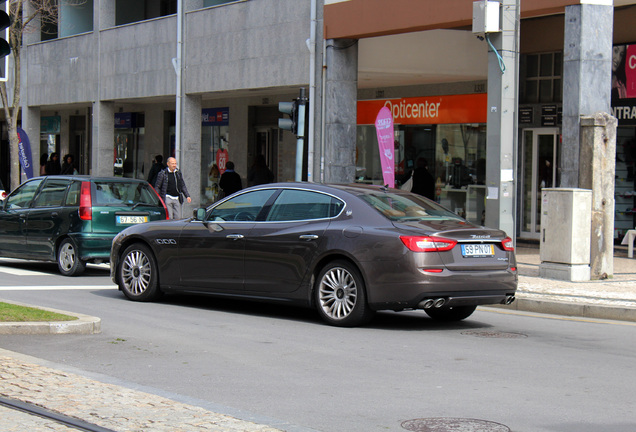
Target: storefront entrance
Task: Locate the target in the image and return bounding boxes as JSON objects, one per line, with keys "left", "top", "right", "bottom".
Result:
{"left": 520, "top": 128, "right": 559, "bottom": 239}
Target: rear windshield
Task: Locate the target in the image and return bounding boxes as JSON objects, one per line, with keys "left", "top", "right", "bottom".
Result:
{"left": 360, "top": 191, "right": 462, "bottom": 222}
{"left": 93, "top": 181, "right": 161, "bottom": 207}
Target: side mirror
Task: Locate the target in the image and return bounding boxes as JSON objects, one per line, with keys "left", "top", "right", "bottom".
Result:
{"left": 195, "top": 208, "right": 206, "bottom": 221}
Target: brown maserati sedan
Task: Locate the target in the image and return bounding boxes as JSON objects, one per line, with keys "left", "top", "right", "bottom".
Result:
{"left": 111, "top": 183, "right": 517, "bottom": 327}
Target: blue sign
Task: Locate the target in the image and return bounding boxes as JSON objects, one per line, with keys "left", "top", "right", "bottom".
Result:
{"left": 41, "top": 116, "right": 61, "bottom": 134}
{"left": 17, "top": 128, "right": 34, "bottom": 179}
{"left": 202, "top": 107, "right": 229, "bottom": 126}
{"left": 115, "top": 112, "right": 134, "bottom": 129}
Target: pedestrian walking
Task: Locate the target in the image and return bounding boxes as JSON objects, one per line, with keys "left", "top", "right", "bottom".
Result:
{"left": 60, "top": 154, "right": 78, "bottom": 175}
{"left": 147, "top": 154, "right": 165, "bottom": 187}
{"left": 247, "top": 154, "right": 274, "bottom": 186}
{"left": 154, "top": 157, "right": 191, "bottom": 219}
{"left": 45, "top": 153, "right": 61, "bottom": 175}
{"left": 219, "top": 161, "right": 243, "bottom": 198}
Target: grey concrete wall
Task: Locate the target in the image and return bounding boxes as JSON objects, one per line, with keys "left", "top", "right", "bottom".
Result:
{"left": 25, "top": 33, "right": 97, "bottom": 106}
{"left": 185, "top": 0, "right": 310, "bottom": 93}
{"left": 99, "top": 17, "right": 177, "bottom": 101}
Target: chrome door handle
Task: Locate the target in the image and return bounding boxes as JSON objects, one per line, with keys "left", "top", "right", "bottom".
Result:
{"left": 226, "top": 234, "right": 244, "bottom": 240}
{"left": 299, "top": 234, "right": 319, "bottom": 240}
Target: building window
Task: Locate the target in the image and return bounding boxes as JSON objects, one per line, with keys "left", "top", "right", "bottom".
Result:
{"left": 521, "top": 52, "right": 562, "bottom": 104}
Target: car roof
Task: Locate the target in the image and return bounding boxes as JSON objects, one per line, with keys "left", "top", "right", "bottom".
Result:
{"left": 246, "top": 182, "right": 391, "bottom": 193}
{"left": 29, "top": 175, "right": 148, "bottom": 183}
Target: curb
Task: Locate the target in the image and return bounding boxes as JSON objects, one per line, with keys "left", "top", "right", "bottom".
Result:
{"left": 0, "top": 299, "right": 101, "bottom": 335}
{"left": 489, "top": 297, "right": 636, "bottom": 323}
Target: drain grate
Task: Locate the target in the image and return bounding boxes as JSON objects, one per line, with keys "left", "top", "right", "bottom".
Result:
{"left": 401, "top": 418, "right": 510, "bottom": 432}
{"left": 461, "top": 330, "right": 528, "bottom": 339}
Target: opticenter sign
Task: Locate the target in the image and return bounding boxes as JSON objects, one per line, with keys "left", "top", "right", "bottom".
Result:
{"left": 357, "top": 94, "right": 487, "bottom": 125}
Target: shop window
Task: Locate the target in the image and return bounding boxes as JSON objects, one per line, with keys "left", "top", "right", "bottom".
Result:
{"left": 40, "top": 0, "right": 94, "bottom": 41}
{"left": 521, "top": 52, "right": 563, "bottom": 104}
{"left": 116, "top": 0, "right": 177, "bottom": 26}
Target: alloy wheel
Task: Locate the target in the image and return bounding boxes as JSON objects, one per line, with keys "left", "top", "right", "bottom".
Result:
{"left": 121, "top": 250, "right": 152, "bottom": 295}
{"left": 318, "top": 267, "right": 358, "bottom": 320}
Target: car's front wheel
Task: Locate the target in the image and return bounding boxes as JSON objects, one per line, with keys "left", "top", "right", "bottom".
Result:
{"left": 315, "top": 260, "right": 374, "bottom": 327}
{"left": 425, "top": 305, "right": 477, "bottom": 322}
{"left": 118, "top": 243, "right": 161, "bottom": 301}
{"left": 57, "top": 238, "right": 86, "bottom": 276}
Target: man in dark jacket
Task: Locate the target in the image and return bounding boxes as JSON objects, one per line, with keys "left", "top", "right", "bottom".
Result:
{"left": 154, "top": 157, "right": 191, "bottom": 219}
{"left": 219, "top": 161, "right": 243, "bottom": 198}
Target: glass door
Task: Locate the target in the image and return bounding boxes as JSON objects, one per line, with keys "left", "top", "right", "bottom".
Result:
{"left": 520, "top": 128, "right": 559, "bottom": 239}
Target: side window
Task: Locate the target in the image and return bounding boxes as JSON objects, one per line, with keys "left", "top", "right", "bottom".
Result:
{"left": 267, "top": 190, "right": 341, "bottom": 221}
{"left": 207, "top": 190, "right": 277, "bottom": 222}
{"left": 65, "top": 182, "right": 81, "bottom": 206}
{"left": 5, "top": 180, "right": 43, "bottom": 209}
{"left": 33, "top": 179, "right": 70, "bottom": 208}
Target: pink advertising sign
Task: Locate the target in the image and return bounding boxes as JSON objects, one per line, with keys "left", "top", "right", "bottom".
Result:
{"left": 375, "top": 106, "right": 395, "bottom": 187}
{"left": 626, "top": 45, "right": 636, "bottom": 98}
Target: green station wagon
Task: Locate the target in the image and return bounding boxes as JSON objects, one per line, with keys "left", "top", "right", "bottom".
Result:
{"left": 0, "top": 176, "right": 167, "bottom": 276}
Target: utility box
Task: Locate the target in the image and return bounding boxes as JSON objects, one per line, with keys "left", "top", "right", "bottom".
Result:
{"left": 539, "top": 188, "right": 592, "bottom": 281}
{"left": 472, "top": 1, "right": 501, "bottom": 35}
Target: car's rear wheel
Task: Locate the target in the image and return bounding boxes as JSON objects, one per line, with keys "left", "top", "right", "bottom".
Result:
{"left": 119, "top": 243, "right": 161, "bottom": 301}
{"left": 424, "top": 305, "right": 477, "bottom": 322}
{"left": 315, "top": 260, "right": 374, "bottom": 327}
{"left": 57, "top": 238, "right": 86, "bottom": 276}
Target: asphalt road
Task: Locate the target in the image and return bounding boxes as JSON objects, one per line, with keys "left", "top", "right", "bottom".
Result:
{"left": 1, "top": 258, "right": 636, "bottom": 432}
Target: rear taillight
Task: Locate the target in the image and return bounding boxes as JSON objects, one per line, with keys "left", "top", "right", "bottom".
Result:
{"left": 79, "top": 181, "right": 92, "bottom": 220}
{"left": 150, "top": 184, "right": 169, "bottom": 220}
{"left": 502, "top": 237, "right": 515, "bottom": 251}
{"left": 400, "top": 236, "right": 457, "bottom": 252}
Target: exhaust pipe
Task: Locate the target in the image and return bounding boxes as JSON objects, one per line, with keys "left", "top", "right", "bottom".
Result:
{"left": 502, "top": 295, "right": 516, "bottom": 305}
{"left": 433, "top": 298, "right": 446, "bottom": 308}
{"left": 419, "top": 299, "right": 435, "bottom": 309}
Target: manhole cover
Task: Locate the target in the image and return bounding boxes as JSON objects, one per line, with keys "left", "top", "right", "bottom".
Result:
{"left": 461, "top": 330, "right": 528, "bottom": 339}
{"left": 401, "top": 418, "right": 510, "bottom": 432}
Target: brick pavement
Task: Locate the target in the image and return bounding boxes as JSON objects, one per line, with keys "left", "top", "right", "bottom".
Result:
{"left": 0, "top": 352, "right": 283, "bottom": 432}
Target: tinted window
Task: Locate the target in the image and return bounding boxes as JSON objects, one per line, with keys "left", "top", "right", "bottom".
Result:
{"left": 5, "top": 180, "right": 43, "bottom": 209}
{"left": 93, "top": 181, "right": 160, "bottom": 206}
{"left": 208, "top": 189, "right": 277, "bottom": 222}
{"left": 267, "top": 190, "right": 343, "bottom": 221}
{"left": 360, "top": 192, "right": 462, "bottom": 221}
{"left": 33, "top": 179, "right": 70, "bottom": 208}
{"left": 65, "top": 182, "right": 81, "bottom": 206}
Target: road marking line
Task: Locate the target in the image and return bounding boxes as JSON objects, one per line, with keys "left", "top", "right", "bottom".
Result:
{"left": 0, "top": 286, "right": 117, "bottom": 291}
{"left": 0, "top": 268, "right": 56, "bottom": 276}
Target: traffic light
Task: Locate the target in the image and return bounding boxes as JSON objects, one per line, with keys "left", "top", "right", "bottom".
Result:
{"left": 278, "top": 100, "right": 298, "bottom": 135}
{"left": 0, "top": 0, "right": 10, "bottom": 82}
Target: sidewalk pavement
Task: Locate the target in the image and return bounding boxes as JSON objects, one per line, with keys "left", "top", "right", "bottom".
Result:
{"left": 2, "top": 245, "right": 636, "bottom": 431}
{"left": 509, "top": 244, "right": 636, "bottom": 322}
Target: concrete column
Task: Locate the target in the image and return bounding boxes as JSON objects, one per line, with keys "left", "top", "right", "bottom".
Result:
{"left": 484, "top": 0, "right": 519, "bottom": 238}
{"left": 144, "top": 106, "right": 164, "bottom": 169}
{"left": 91, "top": 101, "right": 114, "bottom": 177}
{"left": 322, "top": 39, "right": 358, "bottom": 184}
{"left": 180, "top": 94, "right": 202, "bottom": 213}
{"left": 579, "top": 113, "right": 617, "bottom": 279}
{"left": 98, "top": 0, "right": 116, "bottom": 29}
{"left": 561, "top": 2, "right": 613, "bottom": 188}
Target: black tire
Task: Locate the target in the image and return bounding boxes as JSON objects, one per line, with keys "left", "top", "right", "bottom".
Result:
{"left": 118, "top": 243, "right": 161, "bottom": 301}
{"left": 425, "top": 305, "right": 477, "bottom": 322}
{"left": 315, "top": 260, "right": 374, "bottom": 327}
{"left": 57, "top": 238, "right": 86, "bottom": 276}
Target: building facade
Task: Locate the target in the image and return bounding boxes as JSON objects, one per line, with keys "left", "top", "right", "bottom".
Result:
{"left": 3, "top": 0, "right": 636, "bottom": 242}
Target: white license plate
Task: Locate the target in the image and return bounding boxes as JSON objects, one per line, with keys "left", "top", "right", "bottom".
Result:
{"left": 117, "top": 215, "right": 148, "bottom": 224}
{"left": 461, "top": 244, "right": 495, "bottom": 257}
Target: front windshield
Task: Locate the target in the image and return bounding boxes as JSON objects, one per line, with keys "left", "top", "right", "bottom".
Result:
{"left": 360, "top": 191, "right": 463, "bottom": 222}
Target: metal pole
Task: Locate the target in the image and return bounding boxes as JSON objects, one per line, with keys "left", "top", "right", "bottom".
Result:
{"left": 173, "top": 0, "right": 184, "bottom": 160}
